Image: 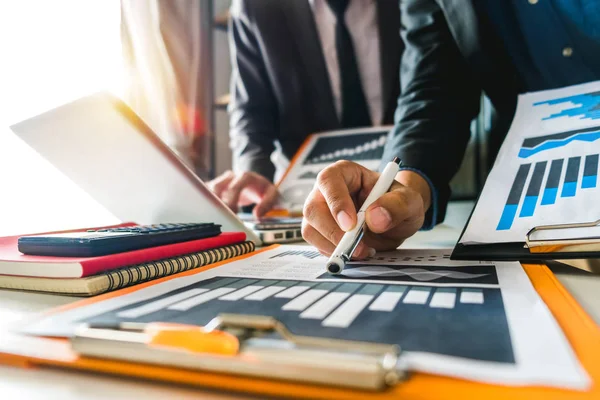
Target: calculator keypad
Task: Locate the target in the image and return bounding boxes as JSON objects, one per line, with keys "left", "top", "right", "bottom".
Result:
{"left": 88, "top": 223, "right": 210, "bottom": 234}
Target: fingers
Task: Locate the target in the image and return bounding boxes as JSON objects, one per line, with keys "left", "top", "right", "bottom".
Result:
{"left": 301, "top": 220, "right": 336, "bottom": 256}
{"left": 303, "top": 188, "right": 345, "bottom": 244}
{"left": 216, "top": 171, "right": 279, "bottom": 215}
{"left": 316, "top": 161, "right": 377, "bottom": 231}
{"left": 219, "top": 172, "right": 264, "bottom": 212}
{"left": 302, "top": 187, "right": 371, "bottom": 259}
{"left": 301, "top": 221, "right": 372, "bottom": 259}
{"left": 253, "top": 184, "right": 279, "bottom": 217}
{"left": 208, "top": 170, "right": 235, "bottom": 198}
{"left": 302, "top": 161, "right": 382, "bottom": 258}
{"left": 221, "top": 173, "right": 252, "bottom": 212}
{"left": 302, "top": 161, "right": 427, "bottom": 255}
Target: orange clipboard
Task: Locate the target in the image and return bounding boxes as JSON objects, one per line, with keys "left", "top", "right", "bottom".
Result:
{"left": 1, "top": 247, "right": 599, "bottom": 399}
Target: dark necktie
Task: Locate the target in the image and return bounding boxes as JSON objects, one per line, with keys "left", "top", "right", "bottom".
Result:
{"left": 326, "top": 0, "right": 372, "bottom": 128}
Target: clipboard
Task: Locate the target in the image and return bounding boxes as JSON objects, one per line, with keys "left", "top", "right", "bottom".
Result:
{"left": 0, "top": 259, "right": 599, "bottom": 400}
{"left": 70, "top": 313, "right": 404, "bottom": 391}
{"left": 452, "top": 210, "right": 600, "bottom": 272}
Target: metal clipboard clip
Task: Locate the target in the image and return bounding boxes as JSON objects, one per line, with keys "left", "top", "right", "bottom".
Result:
{"left": 71, "top": 313, "right": 406, "bottom": 391}
{"left": 525, "top": 219, "right": 600, "bottom": 273}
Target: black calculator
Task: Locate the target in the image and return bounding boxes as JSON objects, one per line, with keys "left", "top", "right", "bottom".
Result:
{"left": 18, "top": 223, "right": 222, "bottom": 257}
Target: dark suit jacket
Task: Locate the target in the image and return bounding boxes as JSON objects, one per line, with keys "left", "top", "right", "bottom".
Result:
{"left": 229, "top": 0, "right": 403, "bottom": 181}
{"left": 381, "top": 0, "right": 521, "bottom": 224}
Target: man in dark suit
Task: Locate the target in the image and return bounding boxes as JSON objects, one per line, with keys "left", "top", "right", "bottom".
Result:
{"left": 209, "top": 0, "right": 403, "bottom": 216}
{"left": 302, "top": 0, "right": 600, "bottom": 258}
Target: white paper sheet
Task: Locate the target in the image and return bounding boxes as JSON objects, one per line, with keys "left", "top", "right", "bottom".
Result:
{"left": 20, "top": 246, "right": 589, "bottom": 389}
{"left": 461, "top": 80, "right": 600, "bottom": 244}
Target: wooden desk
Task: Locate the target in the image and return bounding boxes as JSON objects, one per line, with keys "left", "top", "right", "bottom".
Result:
{"left": 0, "top": 201, "right": 598, "bottom": 398}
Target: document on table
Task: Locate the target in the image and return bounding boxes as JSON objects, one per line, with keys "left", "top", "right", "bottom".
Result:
{"left": 21, "top": 246, "right": 589, "bottom": 389}
{"left": 461, "top": 80, "right": 600, "bottom": 245}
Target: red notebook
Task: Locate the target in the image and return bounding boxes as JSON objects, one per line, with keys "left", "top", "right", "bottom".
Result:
{"left": 0, "top": 223, "right": 246, "bottom": 278}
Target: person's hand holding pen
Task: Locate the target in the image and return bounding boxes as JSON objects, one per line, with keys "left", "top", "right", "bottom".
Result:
{"left": 301, "top": 160, "right": 432, "bottom": 259}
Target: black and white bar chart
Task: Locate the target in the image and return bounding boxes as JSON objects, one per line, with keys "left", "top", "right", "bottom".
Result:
{"left": 84, "top": 276, "right": 514, "bottom": 363}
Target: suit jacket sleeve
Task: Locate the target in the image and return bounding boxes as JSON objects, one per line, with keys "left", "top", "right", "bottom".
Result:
{"left": 228, "top": 0, "right": 278, "bottom": 181}
{"left": 381, "top": 0, "right": 482, "bottom": 225}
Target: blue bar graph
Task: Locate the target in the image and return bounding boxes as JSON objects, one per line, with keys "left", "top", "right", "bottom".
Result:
{"left": 533, "top": 92, "right": 600, "bottom": 121}
{"left": 497, "top": 164, "right": 530, "bottom": 231}
{"left": 582, "top": 154, "right": 598, "bottom": 189}
{"left": 561, "top": 157, "right": 581, "bottom": 198}
{"left": 520, "top": 162, "right": 546, "bottom": 217}
{"left": 498, "top": 153, "right": 599, "bottom": 231}
{"left": 582, "top": 176, "right": 597, "bottom": 188}
{"left": 541, "top": 159, "right": 563, "bottom": 205}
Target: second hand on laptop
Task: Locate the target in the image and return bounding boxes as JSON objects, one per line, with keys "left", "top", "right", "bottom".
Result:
{"left": 326, "top": 157, "right": 402, "bottom": 274}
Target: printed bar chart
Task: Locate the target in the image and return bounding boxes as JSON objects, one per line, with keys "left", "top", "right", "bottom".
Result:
{"left": 583, "top": 154, "right": 599, "bottom": 189}
{"left": 533, "top": 91, "right": 600, "bottom": 121}
{"left": 460, "top": 288, "right": 485, "bottom": 304}
{"left": 83, "top": 276, "right": 514, "bottom": 363}
{"left": 368, "top": 286, "right": 406, "bottom": 311}
{"left": 520, "top": 161, "right": 546, "bottom": 217}
{"left": 299, "top": 283, "right": 359, "bottom": 320}
{"left": 541, "top": 159, "right": 564, "bottom": 205}
{"left": 497, "top": 153, "right": 599, "bottom": 230}
{"left": 403, "top": 287, "right": 431, "bottom": 304}
{"left": 562, "top": 157, "right": 581, "bottom": 198}
{"left": 497, "top": 164, "right": 531, "bottom": 230}
{"left": 270, "top": 250, "right": 323, "bottom": 260}
{"left": 429, "top": 288, "right": 457, "bottom": 309}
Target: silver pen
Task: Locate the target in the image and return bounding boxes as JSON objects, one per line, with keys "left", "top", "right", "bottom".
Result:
{"left": 326, "top": 157, "right": 402, "bottom": 274}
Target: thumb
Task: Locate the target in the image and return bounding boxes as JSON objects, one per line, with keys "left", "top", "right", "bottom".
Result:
{"left": 364, "top": 184, "right": 424, "bottom": 234}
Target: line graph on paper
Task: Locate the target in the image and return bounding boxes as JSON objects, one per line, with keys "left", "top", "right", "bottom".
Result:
{"left": 278, "top": 129, "right": 390, "bottom": 210}
{"left": 303, "top": 132, "right": 387, "bottom": 165}
{"left": 319, "top": 264, "right": 498, "bottom": 285}
{"left": 358, "top": 251, "right": 452, "bottom": 264}
{"left": 518, "top": 126, "right": 600, "bottom": 158}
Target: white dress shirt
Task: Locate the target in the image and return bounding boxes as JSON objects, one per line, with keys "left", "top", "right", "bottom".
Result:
{"left": 310, "top": 0, "right": 383, "bottom": 126}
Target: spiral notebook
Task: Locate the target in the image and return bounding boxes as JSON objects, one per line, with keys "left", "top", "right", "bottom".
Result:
{"left": 0, "top": 241, "right": 255, "bottom": 296}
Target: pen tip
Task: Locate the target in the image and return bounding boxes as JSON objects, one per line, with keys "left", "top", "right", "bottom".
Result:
{"left": 327, "top": 262, "right": 342, "bottom": 274}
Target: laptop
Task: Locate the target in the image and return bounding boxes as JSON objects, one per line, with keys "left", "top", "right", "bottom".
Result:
{"left": 10, "top": 92, "right": 302, "bottom": 245}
